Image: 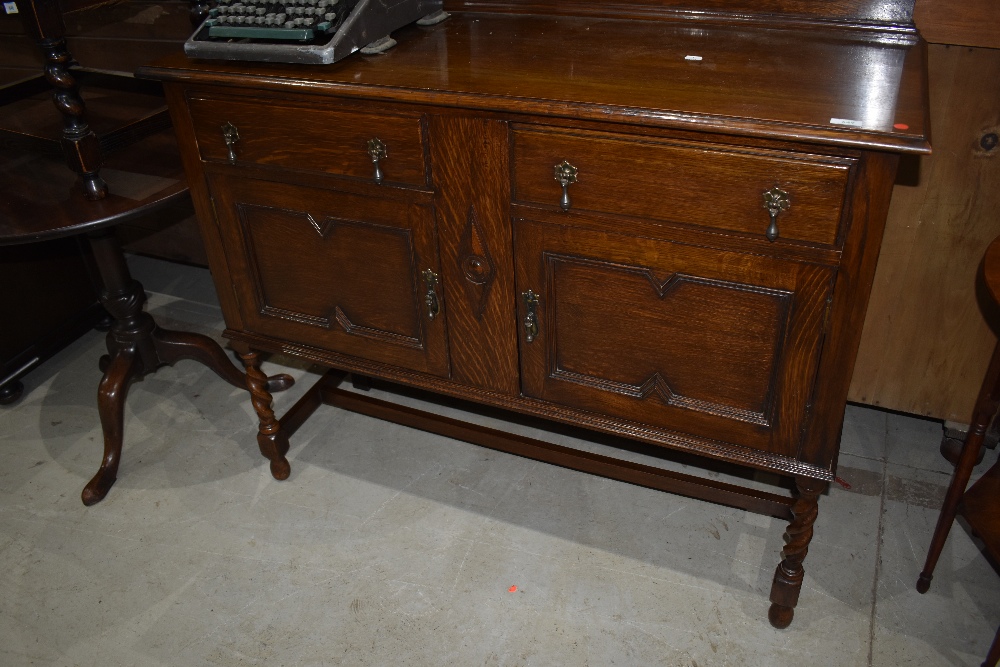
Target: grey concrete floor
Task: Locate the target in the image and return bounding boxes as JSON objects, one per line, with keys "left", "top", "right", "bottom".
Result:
{"left": 1, "top": 255, "right": 998, "bottom": 666}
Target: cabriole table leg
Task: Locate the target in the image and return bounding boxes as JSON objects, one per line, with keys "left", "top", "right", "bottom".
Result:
{"left": 80, "top": 230, "right": 293, "bottom": 505}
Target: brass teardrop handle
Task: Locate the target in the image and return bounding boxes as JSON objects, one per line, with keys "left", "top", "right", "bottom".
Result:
{"left": 422, "top": 269, "right": 439, "bottom": 320}
{"left": 367, "top": 138, "right": 387, "bottom": 184}
{"left": 522, "top": 289, "right": 539, "bottom": 343}
{"left": 221, "top": 121, "right": 240, "bottom": 164}
{"left": 553, "top": 160, "right": 578, "bottom": 211}
{"left": 762, "top": 186, "right": 790, "bottom": 242}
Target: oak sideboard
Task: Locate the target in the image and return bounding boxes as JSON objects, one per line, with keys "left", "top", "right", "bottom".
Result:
{"left": 142, "top": 0, "right": 931, "bottom": 627}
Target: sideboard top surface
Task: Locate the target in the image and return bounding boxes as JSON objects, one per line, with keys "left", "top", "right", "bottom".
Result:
{"left": 143, "top": 13, "right": 930, "bottom": 154}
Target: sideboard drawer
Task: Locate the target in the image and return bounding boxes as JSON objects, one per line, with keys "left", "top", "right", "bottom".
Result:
{"left": 187, "top": 95, "right": 428, "bottom": 187}
{"left": 512, "top": 126, "right": 854, "bottom": 247}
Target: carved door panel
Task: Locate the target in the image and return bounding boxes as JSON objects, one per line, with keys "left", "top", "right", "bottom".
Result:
{"left": 514, "top": 219, "right": 835, "bottom": 458}
{"left": 209, "top": 174, "right": 449, "bottom": 377}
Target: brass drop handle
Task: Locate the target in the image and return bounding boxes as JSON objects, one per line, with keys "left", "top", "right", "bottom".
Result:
{"left": 553, "top": 160, "right": 578, "bottom": 211}
{"left": 762, "top": 186, "right": 790, "bottom": 242}
{"left": 522, "top": 289, "right": 539, "bottom": 343}
{"left": 422, "top": 269, "right": 440, "bottom": 320}
{"left": 221, "top": 121, "right": 240, "bottom": 164}
{"left": 367, "top": 138, "right": 387, "bottom": 184}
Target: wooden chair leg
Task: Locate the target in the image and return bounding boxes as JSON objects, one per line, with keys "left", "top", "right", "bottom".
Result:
{"left": 918, "top": 341, "right": 1000, "bottom": 593}
{"left": 768, "top": 475, "right": 827, "bottom": 629}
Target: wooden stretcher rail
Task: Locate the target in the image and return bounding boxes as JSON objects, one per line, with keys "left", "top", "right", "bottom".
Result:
{"left": 277, "top": 369, "right": 796, "bottom": 521}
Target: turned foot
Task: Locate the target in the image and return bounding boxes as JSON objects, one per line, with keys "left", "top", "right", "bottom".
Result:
{"left": 266, "top": 373, "right": 295, "bottom": 393}
{"left": 268, "top": 445, "right": 292, "bottom": 480}
{"left": 768, "top": 603, "right": 794, "bottom": 629}
{"left": 916, "top": 573, "right": 932, "bottom": 594}
{"left": 82, "top": 468, "right": 116, "bottom": 506}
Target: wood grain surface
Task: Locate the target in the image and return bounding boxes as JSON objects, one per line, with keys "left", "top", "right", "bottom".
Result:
{"left": 187, "top": 94, "right": 429, "bottom": 187}
{"left": 428, "top": 116, "right": 520, "bottom": 395}
{"left": 206, "top": 172, "right": 451, "bottom": 377}
{"left": 0, "top": 0, "right": 193, "bottom": 75}
{"left": 914, "top": 0, "right": 1000, "bottom": 49}
{"left": 848, "top": 44, "right": 1000, "bottom": 422}
{"left": 443, "top": 0, "right": 916, "bottom": 26}
{"left": 513, "top": 217, "right": 835, "bottom": 459}
{"left": 510, "top": 125, "right": 854, "bottom": 247}
{"left": 0, "top": 0, "right": 202, "bottom": 263}
{"left": 140, "top": 13, "right": 930, "bottom": 154}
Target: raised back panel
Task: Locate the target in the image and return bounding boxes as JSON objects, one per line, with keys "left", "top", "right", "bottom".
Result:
{"left": 442, "top": 0, "right": 917, "bottom": 30}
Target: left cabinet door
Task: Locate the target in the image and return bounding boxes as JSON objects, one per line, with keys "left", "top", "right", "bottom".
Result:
{"left": 208, "top": 173, "right": 450, "bottom": 378}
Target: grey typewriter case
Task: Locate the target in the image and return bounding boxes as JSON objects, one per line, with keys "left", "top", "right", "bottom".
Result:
{"left": 184, "top": 0, "right": 444, "bottom": 65}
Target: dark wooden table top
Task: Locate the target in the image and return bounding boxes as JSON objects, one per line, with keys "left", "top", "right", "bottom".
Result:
{"left": 0, "top": 130, "right": 188, "bottom": 245}
{"left": 141, "top": 12, "right": 930, "bottom": 154}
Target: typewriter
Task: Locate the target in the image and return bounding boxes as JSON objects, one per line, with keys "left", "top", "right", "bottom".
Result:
{"left": 184, "top": 0, "right": 447, "bottom": 65}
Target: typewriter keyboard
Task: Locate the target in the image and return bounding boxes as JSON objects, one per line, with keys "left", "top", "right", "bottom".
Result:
{"left": 203, "top": 0, "right": 350, "bottom": 42}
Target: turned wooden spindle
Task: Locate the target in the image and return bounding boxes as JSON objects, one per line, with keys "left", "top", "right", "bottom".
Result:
{"left": 769, "top": 476, "right": 827, "bottom": 629}
{"left": 240, "top": 350, "right": 292, "bottom": 481}
{"left": 24, "top": 1, "right": 108, "bottom": 202}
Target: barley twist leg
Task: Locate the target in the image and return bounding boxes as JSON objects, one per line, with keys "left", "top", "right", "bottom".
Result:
{"left": 240, "top": 350, "right": 290, "bottom": 480}
{"left": 768, "top": 475, "right": 827, "bottom": 628}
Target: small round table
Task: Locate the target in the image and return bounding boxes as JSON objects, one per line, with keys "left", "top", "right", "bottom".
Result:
{"left": 0, "top": 131, "right": 291, "bottom": 505}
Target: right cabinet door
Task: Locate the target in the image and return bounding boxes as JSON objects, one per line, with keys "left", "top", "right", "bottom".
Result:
{"left": 514, "top": 218, "right": 836, "bottom": 458}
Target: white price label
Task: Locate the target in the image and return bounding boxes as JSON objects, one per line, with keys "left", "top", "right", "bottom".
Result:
{"left": 830, "top": 118, "right": 864, "bottom": 127}
{"left": 3, "top": 2, "right": 18, "bottom": 13}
